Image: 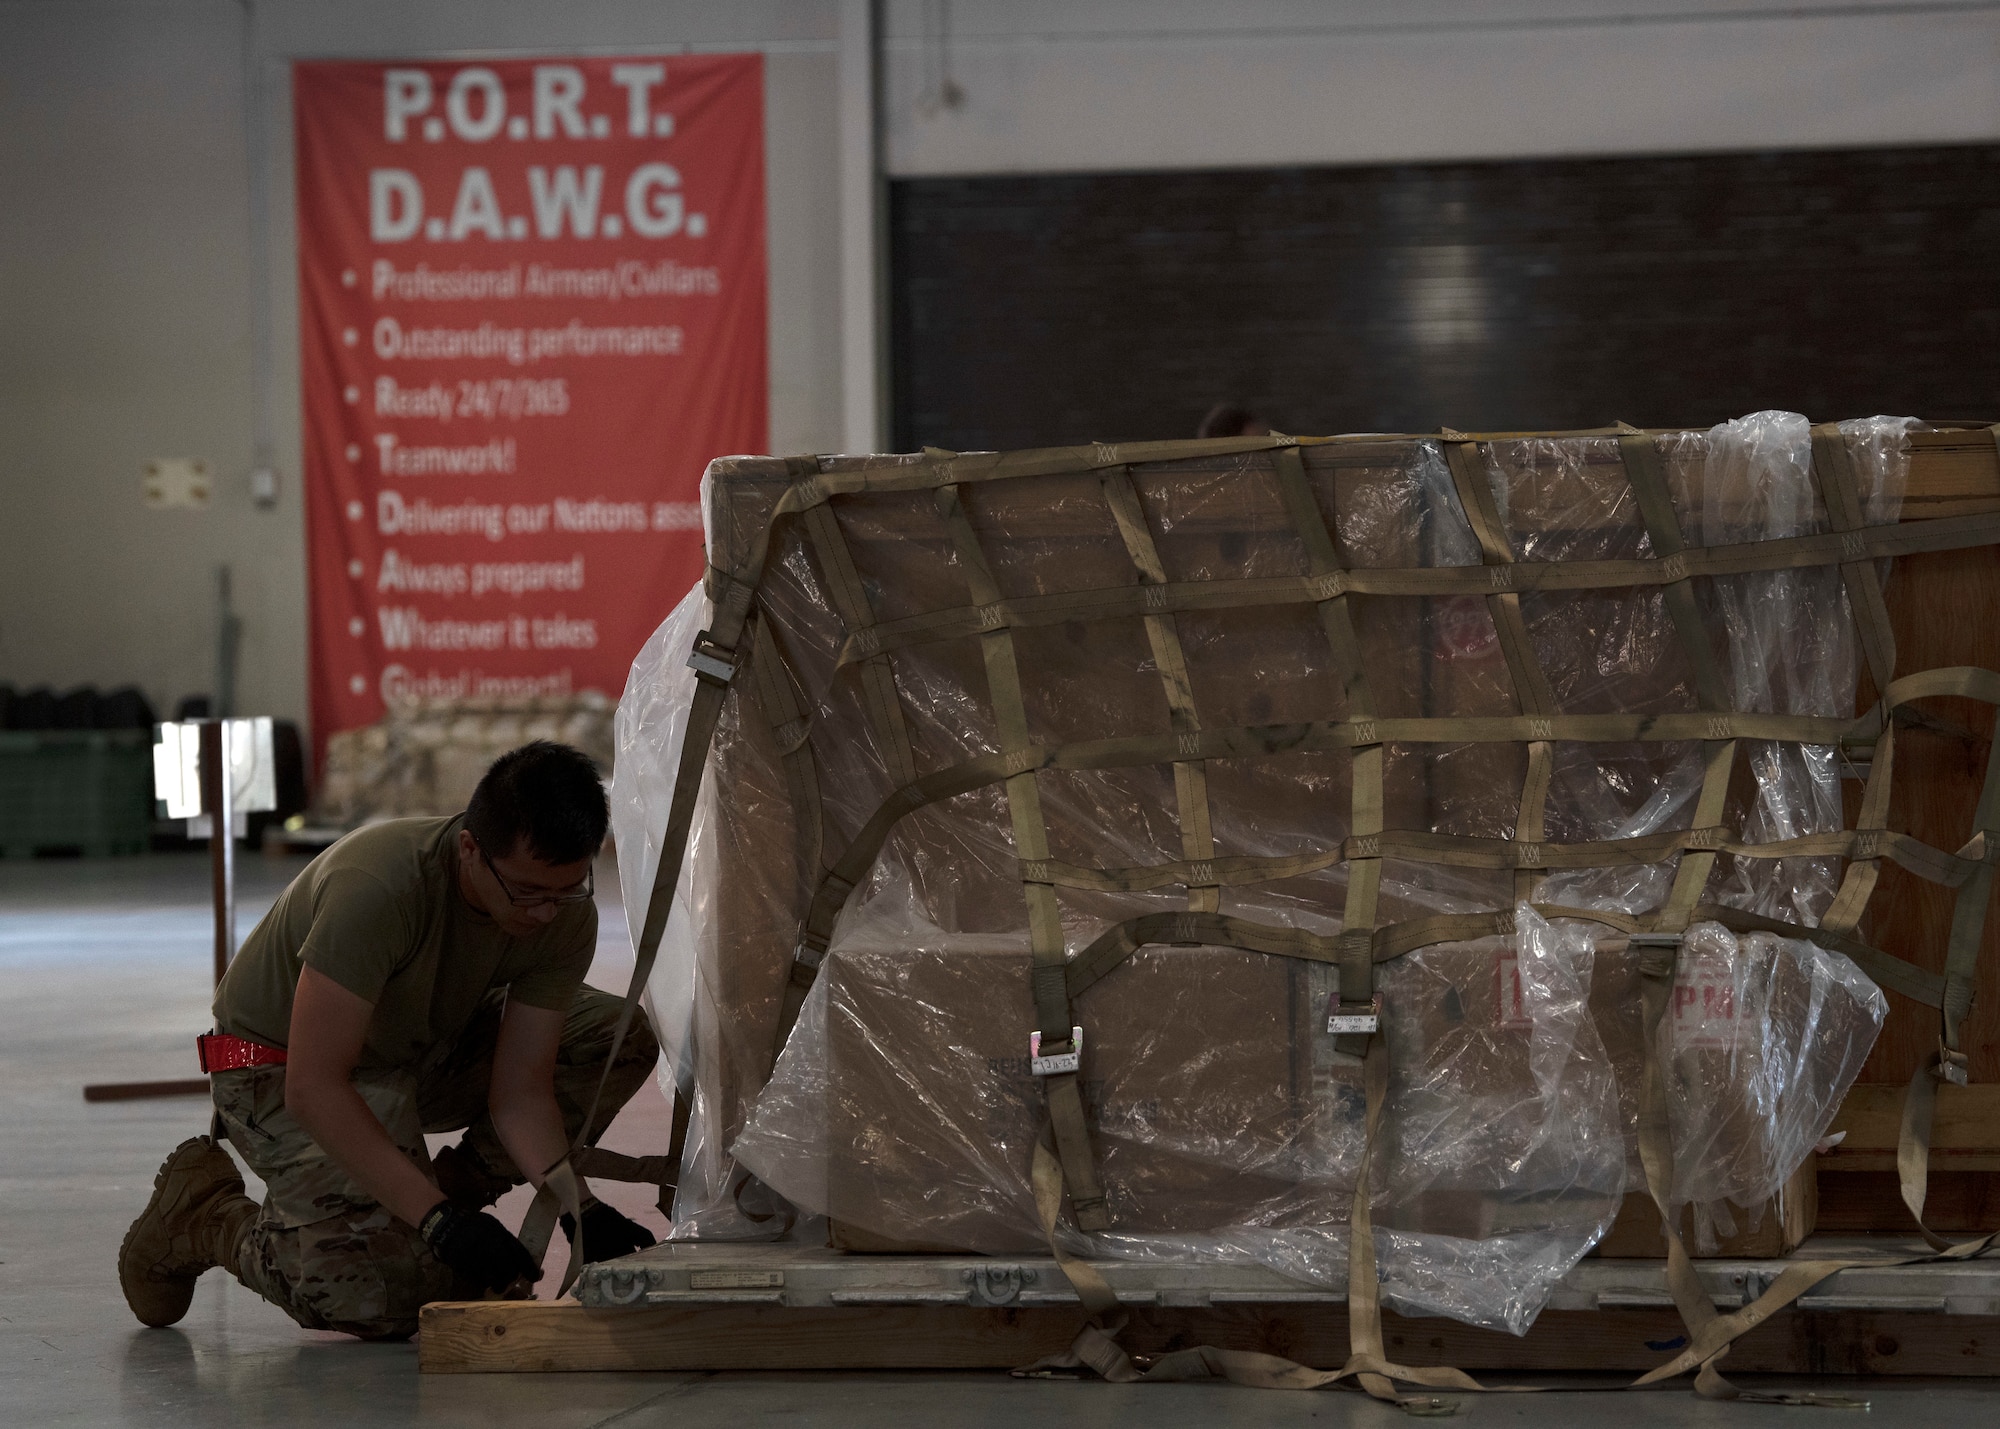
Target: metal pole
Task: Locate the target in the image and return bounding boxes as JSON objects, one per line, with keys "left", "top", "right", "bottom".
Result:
{"left": 840, "top": 0, "right": 888, "bottom": 453}
{"left": 83, "top": 722, "right": 234, "bottom": 1100}
{"left": 200, "top": 719, "right": 237, "bottom": 986}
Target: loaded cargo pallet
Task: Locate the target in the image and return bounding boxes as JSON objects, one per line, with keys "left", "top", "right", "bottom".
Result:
{"left": 419, "top": 1238, "right": 2000, "bottom": 1375}
{"left": 495, "top": 422, "right": 2000, "bottom": 1397}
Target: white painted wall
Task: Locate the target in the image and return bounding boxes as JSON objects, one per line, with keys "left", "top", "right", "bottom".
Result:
{"left": 4, "top": 0, "right": 1996, "bottom": 739}
{"left": 1, "top": 1, "right": 262, "bottom": 722}
{"left": 880, "top": 1, "right": 2000, "bottom": 174}
{"left": 0, "top": 0, "right": 842, "bottom": 735}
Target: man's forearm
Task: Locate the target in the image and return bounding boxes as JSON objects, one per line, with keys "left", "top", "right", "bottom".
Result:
{"left": 490, "top": 1090, "right": 590, "bottom": 1202}
{"left": 287, "top": 1078, "right": 443, "bottom": 1228}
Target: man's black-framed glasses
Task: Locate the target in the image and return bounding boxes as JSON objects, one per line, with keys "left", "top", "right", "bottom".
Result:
{"left": 479, "top": 844, "right": 595, "bottom": 907}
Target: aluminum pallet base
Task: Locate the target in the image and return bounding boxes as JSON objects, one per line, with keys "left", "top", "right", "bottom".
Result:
{"left": 577, "top": 1234, "right": 1999, "bottom": 1316}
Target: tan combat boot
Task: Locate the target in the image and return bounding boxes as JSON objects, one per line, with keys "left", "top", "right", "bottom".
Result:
{"left": 118, "top": 1136, "right": 259, "bottom": 1328}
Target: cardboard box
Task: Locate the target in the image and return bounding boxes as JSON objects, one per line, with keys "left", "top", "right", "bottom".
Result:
{"left": 824, "top": 942, "right": 1344, "bottom": 1254}
{"left": 1592, "top": 1162, "right": 1817, "bottom": 1258}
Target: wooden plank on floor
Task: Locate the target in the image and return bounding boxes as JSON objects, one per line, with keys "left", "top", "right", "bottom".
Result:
{"left": 419, "top": 1299, "right": 1081, "bottom": 1373}
{"left": 418, "top": 1297, "right": 2000, "bottom": 1377}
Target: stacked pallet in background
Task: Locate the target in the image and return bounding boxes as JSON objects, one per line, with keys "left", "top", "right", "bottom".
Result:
{"left": 311, "top": 692, "right": 616, "bottom": 828}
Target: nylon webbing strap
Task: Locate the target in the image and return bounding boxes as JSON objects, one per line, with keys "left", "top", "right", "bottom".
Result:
{"left": 801, "top": 501, "right": 918, "bottom": 788}
{"left": 1901, "top": 698, "right": 2000, "bottom": 1247}
{"left": 776, "top": 668, "right": 2000, "bottom": 1032}
{"left": 1810, "top": 425, "right": 1899, "bottom": 697}
{"left": 1623, "top": 936, "right": 1864, "bottom": 1405}
{"left": 569, "top": 564, "right": 758, "bottom": 1189}
{"left": 1014, "top": 1034, "right": 1491, "bottom": 1414}
{"left": 517, "top": 1152, "right": 590, "bottom": 1294}
{"left": 935, "top": 479, "right": 1108, "bottom": 1232}
{"left": 1273, "top": 445, "right": 1385, "bottom": 1051}
{"left": 1662, "top": 714, "right": 1739, "bottom": 935}
{"left": 1808, "top": 423, "right": 1907, "bottom": 938}
{"left": 831, "top": 509, "right": 2000, "bottom": 665}
{"left": 1823, "top": 724, "right": 1896, "bottom": 935}
{"left": 1023, "top": 823, "right": 1980, "bottom": 890}
{"left": 1442, "top": 437, "right": 1559, "bottom": 909}
{"left": 553, "top": 464, "right": 804, "bottom": 1270}
{"left": 1617, "top": 428, "right": 1731, "bottom": 711}
{"left": 1101, "top": 465, "right": 1218, "bottom": 914}
{"left": 748, "top": 615, "right": 826, "bottom": 909}
{"left": 1938, "top": 700, "right": 2000, "bottom": 1066}
{"left": 754, "top": 612, "right": 844, "bottom": 1076}
{"left": 1621, "top": 426, "right": 1736, "bottom": 938}
{"left": 1610, "top": 430, "right": 1742, "bottom": 935}
{"left": 1631, "top": 938, "right": 1728, "bottom": 1379}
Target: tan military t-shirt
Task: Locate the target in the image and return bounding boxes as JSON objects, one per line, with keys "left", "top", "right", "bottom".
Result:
{"left": 214, "top": 814, "right": 595, "bottom": 1071}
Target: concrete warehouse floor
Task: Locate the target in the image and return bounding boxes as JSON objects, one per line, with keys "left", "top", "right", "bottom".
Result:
{"left": 4, "top": 853, "right": 1996, "bottom": 1426}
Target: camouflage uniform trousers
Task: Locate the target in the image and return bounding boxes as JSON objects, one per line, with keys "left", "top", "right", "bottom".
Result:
{"left": 209, "top": 986, "right": 659, "bottom": 1339}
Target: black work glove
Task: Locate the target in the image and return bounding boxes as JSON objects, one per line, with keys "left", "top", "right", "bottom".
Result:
{"left": 418, "top": 1201, "right": 538, "bottom": 1293}
{"left": 561, "top": 1199, "right": 657, "bottom": 1264}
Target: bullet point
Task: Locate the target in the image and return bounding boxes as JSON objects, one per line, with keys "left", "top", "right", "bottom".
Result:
{"left": 347, "top": 558, "right": 364, "bottom": 578}
{"left": 346, "top": 501, "right": 363, "bottom": 520}
{"left": 346, "top": 444, "right": 361, "bottom": 462}
{"left": 653, "top": 113, "right": 674, "bottom": 137}
{"left": 687, "top": 213, "right": 707, "bottom": 237}
{"left": 590, "top": 114, "right": 610, "bottom": 138}
{"left": 343, "top": 328, "right": 358, "bottom": 346}
{"left": 602, "top": 215, "right": 622, "bottom": 239}
{"left": 341, "top": 269, "right": 357, "bottom": 288}
{"left": 344, "top": 386, "right": 359, "bottom": 404}
{"left": 508, "top": 116, "right": 528, "bottom": 139}
{"left": 349, "top": 674, "right": 366, "bottom": 694}
{"left": 348, "top": 616, "right": 365, "bottom": 636}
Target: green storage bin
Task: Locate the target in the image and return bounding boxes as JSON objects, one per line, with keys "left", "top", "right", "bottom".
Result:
{"left": 0, "top": 729, "right": 155, "bottom": 857}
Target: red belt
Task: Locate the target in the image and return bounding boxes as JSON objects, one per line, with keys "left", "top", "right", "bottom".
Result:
{"left": 196, "top": 1032, "right": 288, "bottom": 1073}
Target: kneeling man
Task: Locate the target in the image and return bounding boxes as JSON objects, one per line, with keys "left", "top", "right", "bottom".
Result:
{"left": 120, "top": 740, "right": 659, "bottom": 1338}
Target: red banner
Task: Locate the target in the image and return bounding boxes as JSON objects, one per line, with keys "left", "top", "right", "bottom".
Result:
{"left": 295, "top": 55, "right": 766, "bottom": 758}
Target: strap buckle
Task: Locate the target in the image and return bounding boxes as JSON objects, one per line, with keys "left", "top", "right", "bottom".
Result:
{"left": 1326, "top": 994, "right": 1381, "bottom": 1036}
{"left": 1629, "top": 930, "right": 1682, "bottom": 980}
{"left": 1938, "top": 1043, "right": 1971, "bottom": 1087}
{"left": 1030, "top": 1026, "right": 1083, "bottom": 1077}
{"left": 793, "top": 927, "right": 829, "bottom": 971}
{"left": 686, "top": 629, "right": 738, "bottom": 686}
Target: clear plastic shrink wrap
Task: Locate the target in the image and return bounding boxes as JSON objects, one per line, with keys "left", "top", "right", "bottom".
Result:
{"left": 613, "top": 416, "right": 1908, "bottom": 1319}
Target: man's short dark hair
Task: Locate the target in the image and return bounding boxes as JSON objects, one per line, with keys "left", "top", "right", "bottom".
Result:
{"left": 1197, "top": 403, "right": 1266, "bottom": 439}
{"left": 465, "top": 740, "right": 608, "bottom": 865}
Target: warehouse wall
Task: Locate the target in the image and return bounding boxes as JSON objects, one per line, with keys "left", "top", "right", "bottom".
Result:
{"left": 5, "top": 0, "right": 2000, "bottom": 740}
{"left": 0, "top": 2, "right": 262, "bottom": 724}
{"left": 879, "top": 1, "right": 2000, "bottom": 176}
{"left": 0, "top": 0, "right": 842, "bottom": 736}
{"left": 890, "top": 144, "right": 2000, "bottom": 449}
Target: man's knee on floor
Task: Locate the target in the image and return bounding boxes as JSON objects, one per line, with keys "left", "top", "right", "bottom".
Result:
{"left": 257, "top": 1211, "right": 454, "bottom": 1341}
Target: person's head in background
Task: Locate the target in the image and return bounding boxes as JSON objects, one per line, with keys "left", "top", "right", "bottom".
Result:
{"left": 1197, "top": 403, "right": 1271, "bottom": 439}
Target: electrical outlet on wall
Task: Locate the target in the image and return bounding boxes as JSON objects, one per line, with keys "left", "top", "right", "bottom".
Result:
{"left": 143, "top": 457, "right": 211, "bottom": 508}
{"left": 249, "top": 465, "right": 278, "bottom": 508}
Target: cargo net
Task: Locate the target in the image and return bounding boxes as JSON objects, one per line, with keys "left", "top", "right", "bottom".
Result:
{"left": 608, "top": 412, "right": 2000, "bottom": 1399}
